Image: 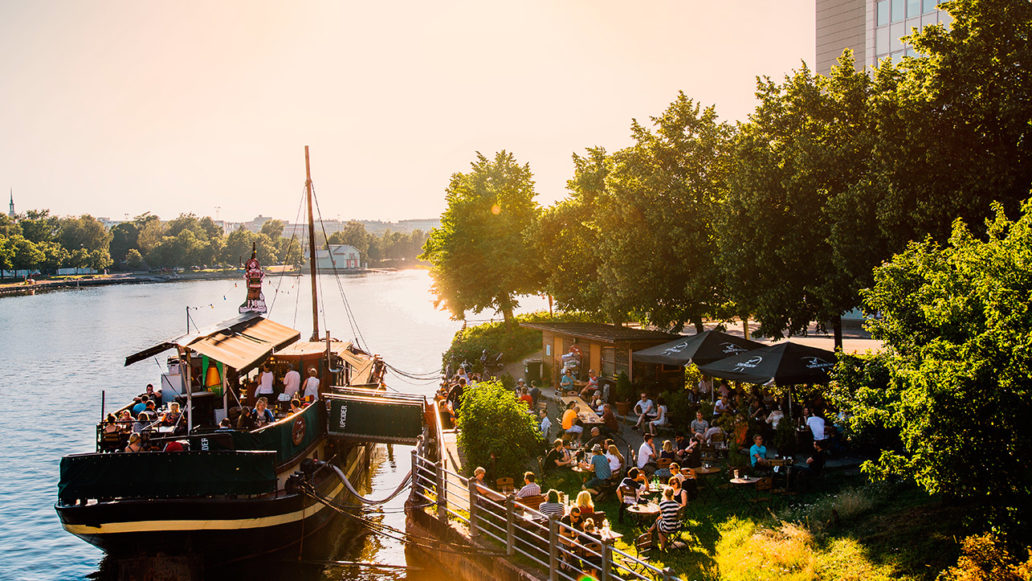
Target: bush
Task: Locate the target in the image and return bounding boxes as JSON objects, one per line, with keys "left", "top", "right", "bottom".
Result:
{"left": 614, "top": 371, "right": 632, "bottom": 402}
{"left": 456, "top": 380, "right": 542, "bottom": 480}
{"left": 939, "top": 533, "right": 1032, "bottom": 581}
{"left": 441, "top": 310, "right": 595, "bottom": 372}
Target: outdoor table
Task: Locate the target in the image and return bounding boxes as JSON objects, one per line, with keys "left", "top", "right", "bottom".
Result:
{"left": 561, "top": 396, "right": 603, "bottom": 426}
{"left": 766, "top": 457, "right": 793, "bottom": 490}
{"left": 730, "top": 476, "right": 764, "bottom": 502}
{"left": 625, "top": 502, "right": 661, "bottom": 530}
{"left": 692, "top": 465, "right": 723, "bottom": 499}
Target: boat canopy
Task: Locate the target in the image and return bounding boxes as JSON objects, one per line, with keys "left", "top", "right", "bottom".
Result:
{"left": 124, "top": 313, "right": 301, "bottom": 374}
{"left": 276, "top": 340, "right": 378, "bottom": 384}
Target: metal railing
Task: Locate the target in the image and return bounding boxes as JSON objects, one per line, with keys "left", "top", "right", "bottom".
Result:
{"left": 410, "top": 450, "right": 677, "bottom": 581}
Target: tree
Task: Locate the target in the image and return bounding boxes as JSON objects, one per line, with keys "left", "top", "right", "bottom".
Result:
{"left": 259, "top": 219, "right": 284, "bottom": 240}
{"left": 420, "top": 151, "right": 542, "bottom": 323}
{"left": 18, "top": 209, "right": 60, "bottom": 244}
{"left": 719, "top": 58, "right": 877, "bottom": 346}
{"left": 59, "top": 215, "right": 113, "bottom": 271}
{"left": 328, "top": 221, "right": 372, "bottom": 263}
{"left": 533, "top": 147, "right": 619, "bottom": 322}
{"left": 831, "top": 201, "right": 1032, "bottom": 530}
{"left": 10, "top": 236, "right": 44, "bottom": 271}
{"left": 125, "top": 248, "right": 144, "bottom": 270}
{"left": 109, "top": 222, "right": 139, "bottom": 264}
{"left": 597, "top": 93, "right": 732, "bottom": 331}
{"left": 456, "top": 380, "right": 542, "bottom": 479}
{"left": 0, "top": 214, "right": 20, "bottom": 238}
{"left": 0, "top": 235, "right": 15, "bottom": 271}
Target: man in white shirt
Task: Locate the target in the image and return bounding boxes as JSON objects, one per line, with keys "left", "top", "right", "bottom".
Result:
{"left": 806, "top": 411, "right": 827, "bottom": 442}
{"left": 282, "top": 368, "right": 301, "bottom": 400}
{"left": 302, "top": 368, "right": 320, "bottom": 401}
{"left": 633, "top": 393, "right": 655, "bottom": 431}
{"left": 637, "top": 433, "right": 657, "bottom": 474}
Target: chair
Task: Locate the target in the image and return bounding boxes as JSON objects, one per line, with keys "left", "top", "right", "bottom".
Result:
{"left": 496, "top": 477, "right": 514, "bottom": 494}
{"left": 516, "top": 494, "right": 544, "bottom": 511}
{"left": 656, "top": 458, "right": 672, "bottom": 471}
{"left": 632, "top": 532, "right": 655, "bottom": 570}
{"left": 100, "top": 431, "right": 124, "bottom": 453}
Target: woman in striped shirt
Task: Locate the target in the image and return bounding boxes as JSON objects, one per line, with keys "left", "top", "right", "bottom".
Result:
{"left": 652, "top": 487, "right": 683, "bottom": 551}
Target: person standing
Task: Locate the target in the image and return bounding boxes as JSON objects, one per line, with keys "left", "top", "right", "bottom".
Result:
{"left": 302, "top": 368, "right": 320, "bottom": 402}
{"left": 256, "top": 364, "right": 276, "bottom": 401}
{"left": 282, "top": 367, "right": 301, "bottom": 400}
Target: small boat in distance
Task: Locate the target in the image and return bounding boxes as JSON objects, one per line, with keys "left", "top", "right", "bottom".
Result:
{"left": 55, "top": 148, "right": 392, "bottom": 566}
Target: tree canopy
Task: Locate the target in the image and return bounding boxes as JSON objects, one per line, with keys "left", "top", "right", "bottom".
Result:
{"left": 420, "top": 151, "right": 542, "bottom": 322}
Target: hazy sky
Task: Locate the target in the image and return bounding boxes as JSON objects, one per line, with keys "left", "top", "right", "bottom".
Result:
{"left": 1, "top": 1, "right": 814, "bottom": 223}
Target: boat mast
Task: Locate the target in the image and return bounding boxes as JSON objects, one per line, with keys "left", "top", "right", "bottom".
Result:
{"left": 305, "top": 146, "right": 320, "bottom": 341}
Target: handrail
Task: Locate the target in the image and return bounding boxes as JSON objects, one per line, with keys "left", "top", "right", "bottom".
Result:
{"left": 410, "top": 450, "right": 675, "bottom": 581}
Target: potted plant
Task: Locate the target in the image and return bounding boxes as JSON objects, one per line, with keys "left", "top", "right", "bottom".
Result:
{"left": 613, "top": 371, "right": 633, "bottom": 416}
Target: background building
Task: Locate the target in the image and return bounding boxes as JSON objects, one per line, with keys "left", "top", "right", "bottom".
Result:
{"left": 816, "top": 0, "right": 953, "bottom": 74}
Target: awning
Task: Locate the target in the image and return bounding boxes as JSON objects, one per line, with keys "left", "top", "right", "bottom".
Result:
{"left": 696, "top": 342, "right": 837, "bottom": 385}
{"left": 633, "top": 330, "right": 764, "bottom": 366}
{"left": 276, "top": 340, "right": 354, "bottom": 358}
{"left": 124, "top": 314, "right": 300, "bottom": 372}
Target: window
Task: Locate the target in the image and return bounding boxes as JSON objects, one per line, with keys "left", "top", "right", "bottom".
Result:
{"left": 892, "top": 0, "right": 904, "bottom": 22}
{"left": 923, "top": 0, "right": 938, "bottom": 12}
{"left": 877, "top": 0, "right": 889, "bottom": 26}
{"left": 907, "top": 0, "right": 921, "bottom": 18}
{"left": 601, "top": 347, "right": 615, "bottom": 378}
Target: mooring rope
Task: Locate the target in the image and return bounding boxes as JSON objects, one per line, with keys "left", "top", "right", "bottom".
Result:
{"left": 322, "top": 461, "right": 412, "bottom": 505}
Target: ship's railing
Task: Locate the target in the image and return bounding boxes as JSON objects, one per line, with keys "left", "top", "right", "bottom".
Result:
{"left": 410, "top": 450, "right": 676, "bottom": 581}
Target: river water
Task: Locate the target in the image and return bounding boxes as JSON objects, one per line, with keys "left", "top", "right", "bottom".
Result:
{"left": 0, "top": 270, "right": 546, "bottom": 580}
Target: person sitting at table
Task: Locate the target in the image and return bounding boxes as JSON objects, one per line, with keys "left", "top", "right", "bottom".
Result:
{"left": 679, "top": 436, "right": 702, "bottom": 469}
{"left": 253, "top": 397, "right": 275, "bottom": 429}
{"left": 580, "top": 444, "right": 612, "bottom": 494}
{"left": 538, "top": 489, "right": 565, "bottom": 518}
{"left": 590, "top": 394, "right": 604, "bottom": 415}
{"left": 124, "top": 432, "right": 143, "bottom": 453}
{"left": 560, "top": 506, "right": 586, "bottom": 535}
{"left": 529, "top": 381, "right": 541, "bottom": 408}
{"left": 651, "top": 487, "right": 683, "bottom": 551}
{"left": 748, "top": 398, "right": 767, "bottom": 422}
{"left": 518, "top": 386, "right": 534, "bottom": 409}
{"left": 538, "top": 409, "right": 552, "bottom": 437}
{"left": 668, "top": 475, "right": 689, "bottom": 509}
{"left": 160, "top": 402, "right": 182, "bottom": 427}
{"left": 118, "top": 409, "right": 134, "bottom": 433}
{"left": 600, "top": 403, "right": 618, "bottom": 436}
{"left": 579, "top": 518, "right": 604, "bottom": 578}
{"left": 545, "top": 439, "right": 574, "bottom": 471}
{"left": 103, "top": 413, "right": 120, "bottom": 435}
{"left": 632, "top": 393, "right": 655, "bottom": 431}
{"left": 516, "top": 471, "right": 541, "bottom": 499}
{"left": 637, "top": 433, "right": 658, "bottom": 475}
{"left": 575, "top": 490, "right": 596, "bottom": 519}
{"left": 714, "top": 394, "right": 732, "bottom": 417}
{"left": 750, "top": 434, "right": 770, "bottom": 470}
{"left": 606, "top": 444, "right": 624, "bottom": 474}
{"left": 578, "top": 369, "right": 600, "bottom": 399}
{"left": 472, "top": 466, "right": 504, "bottom": 502}
{"left": 131, "top": 395, "right": 148, "bottom": 416}
{"left": 647, "top": 397, "right": 669, "bottom": 435}
{"left": 654, "top": 440, "right": 676, "bottom": 479}
{"left": 669, "top": 462, "right": 699, "bottom": 501}
{"left": 690, "top": 411, "right": 709, "bottom": 440}
{"left": 236, "top": 406, "right": 256, "bottom": 431}
{"left": 794, "top": 439, "right": 826, "bottom": 490}
{"left": 561, "top": 400, "right": 583, "bottom": 445}
{"left": 617, "top": 468, "right": 648, "bottom": 523}
{"left": 289, "top": 397, "right": 303, "bottom": 414}
{"left": 559, "top": 369, "right": 575, "bottom": 395}
{"left": 583, "top": 427, "right": 605, "bottom": 451}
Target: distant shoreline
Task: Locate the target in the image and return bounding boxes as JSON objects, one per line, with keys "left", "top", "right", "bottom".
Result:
{"left": 0, "top": 267, "right": 411, "bottom": 298}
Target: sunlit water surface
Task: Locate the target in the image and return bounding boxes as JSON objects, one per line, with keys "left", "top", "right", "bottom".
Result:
{"left": 0, "top": 270, "right": 546, "bottom": 580}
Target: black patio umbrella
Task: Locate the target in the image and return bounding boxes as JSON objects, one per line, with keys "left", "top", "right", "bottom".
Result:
{"left": 696, "top": 341, "right": 837, "bottom": 385}
{"left": 632, "top": 330, "right": 764, "bottom": 366}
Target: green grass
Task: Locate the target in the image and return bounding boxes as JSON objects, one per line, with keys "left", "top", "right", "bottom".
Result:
{"left": 537, "top": 467, "right": 964, "bottom": 580}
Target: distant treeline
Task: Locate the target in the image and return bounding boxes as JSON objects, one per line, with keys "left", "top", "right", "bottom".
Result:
{"left": 0, "top": 211, "right": 429, "bottom": 274}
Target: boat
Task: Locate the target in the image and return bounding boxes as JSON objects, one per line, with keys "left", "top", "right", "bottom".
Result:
{"left": 54, "top": 147, "right": 395, "bottom": 564}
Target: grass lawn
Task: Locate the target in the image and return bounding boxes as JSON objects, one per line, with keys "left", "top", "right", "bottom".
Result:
{"left": 537, "top": 465, "right": 964, "bottom": 580}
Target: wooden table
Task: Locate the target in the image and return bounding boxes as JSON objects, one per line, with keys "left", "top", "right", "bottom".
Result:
{"left": 690, "top": 465, "right": 723, "bottom": 498}
{"left": 625, "top": 502, "right": 661, "bottom": 529}
{"left": 561, "top": 396, "right": 603, "bottom": 426}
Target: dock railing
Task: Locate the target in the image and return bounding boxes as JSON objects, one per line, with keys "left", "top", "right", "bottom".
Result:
{"left": 410, "top": 449, "right": 677, "bottom": 581}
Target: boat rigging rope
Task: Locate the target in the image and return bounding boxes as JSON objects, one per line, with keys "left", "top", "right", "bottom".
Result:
{"left": 267, "top": 185, "right": 308, "bottom": 320}
{"left": 310, "top": 183, "right": 368, "bottom": 350}
{"left": 319, "top": 461, "right": 412, "bottom": 505}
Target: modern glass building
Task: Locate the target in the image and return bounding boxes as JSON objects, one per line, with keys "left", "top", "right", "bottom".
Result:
{"left": 816, "top": 0, "right": 953, "bottom": 74}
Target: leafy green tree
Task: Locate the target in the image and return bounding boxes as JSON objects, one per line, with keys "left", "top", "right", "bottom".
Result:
{"left": 221, "top": 228, "right": 278, "bottom": 266}
{"left": 420, "top": 151, "right": 542, "bottom": 323}
{"left": 125, "top": 248, "right": 144, "bottom": 270}
{"left": 10, "top": 236, "right": 45, "bottom": 271}
{"left": 259, "top": 219, "right": 284, "bottom": 240}
{"left": 831, "top": 202, "right": 1032, "bottom": 530}
{"left": 456, "top": 380, "right": 542, "bottom": 479}
{"left": 0, "top": 214, "right": 20, "bottom": 238}
{"left": 0, "top": 235, "right": 15, "bottom": 271}
{"left": 109, "top": 222, "right": 139, "bottom": 264}
{"left": 328, "top": 220, "right": 372, "bottom": 263}
{"left": 137, "top": 219, "right": 166, "bottom": 255}
{"left": 534, "top": 147, "right": 619, "bottom": 322}
{"left": 598, "top": 93, "right": 732, "bottom": 332}
{"left": 18, "top": 210, "right": 60, "bottom": 244}
{"left": 58, "top": 215, "right": 113, "bottom": 270}
{"left": 719, "top": 58, "right": 877, "bottom": 345}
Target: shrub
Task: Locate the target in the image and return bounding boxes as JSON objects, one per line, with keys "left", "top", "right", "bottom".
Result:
{"left": 614, "top": 371, "right": 632, "bottom": 402}
{"left": 938, "top": 533, "right": 1032, "bottom": 581}
{"left": 456, "top": 380, "right": 542, "bottom": 480}
{"left": 441, "top": 311, "right": 595, "bottom": 372}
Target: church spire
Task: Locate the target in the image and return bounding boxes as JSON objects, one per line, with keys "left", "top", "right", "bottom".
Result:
{"left": 8, "top": 188, "right": 13, "bottom": 218}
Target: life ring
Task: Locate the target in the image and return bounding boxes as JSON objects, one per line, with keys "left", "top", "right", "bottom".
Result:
{"left": 291, "top": 416, "right": 306, "bottom": 445}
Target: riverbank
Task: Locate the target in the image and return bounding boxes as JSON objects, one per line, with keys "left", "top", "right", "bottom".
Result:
{"left": 0, "top": 267, "right": 400, "bottom": 298}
